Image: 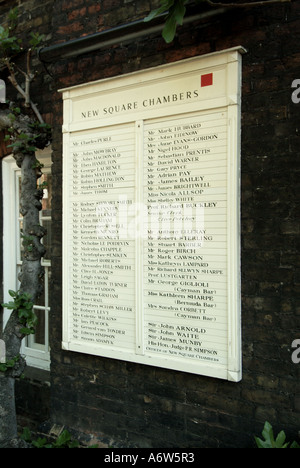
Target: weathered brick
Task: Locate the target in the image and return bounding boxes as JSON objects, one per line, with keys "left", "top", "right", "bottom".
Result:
{"left": 67, "top": 7, "right": 87, "bottom": 21}
{"left": 56, "top": 21, "right": 84, "bottom": 36}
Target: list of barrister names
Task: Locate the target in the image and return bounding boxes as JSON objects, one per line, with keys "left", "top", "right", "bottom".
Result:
{"left": 143, "top": 112, "right": 228, "bottom": 365}
{"left": 68, "top": 125, "right": 136, "bottom": 351}
{"left": 66, "top": 111, "right": 230, "bottom": 367}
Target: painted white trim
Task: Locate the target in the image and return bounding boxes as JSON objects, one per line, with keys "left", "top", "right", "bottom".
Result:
{"left": 61, "top": 49, "right": 243, "bottom": 381}
{"left": 2, "top": 156, "right": 18, "bottom": 329}
{"left": 2, "top": 151, "right": 52, "bottom": 370}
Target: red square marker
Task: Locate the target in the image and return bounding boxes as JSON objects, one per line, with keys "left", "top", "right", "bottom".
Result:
{"left": 201, "top": 73, "right": 213, "bottom": 87}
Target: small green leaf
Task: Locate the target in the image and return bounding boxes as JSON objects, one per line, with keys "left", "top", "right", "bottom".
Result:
{"left": 57, "top": 430, "right": 71, "bottom": 444}
{"left": 275, "top": 430, "right": 287, "bottom": 448}
{"left": 262, "top": 421, "right": 274, "bottom": 443}
{"left": 5, "top": 359, "right": 16, "bottom": 368}
{"left": 144, "top": 0, "right": 188, "bottom": 42}
{"left": 173, "top": 0, "right": 187, "bottom": 24}
{"left": 18, "top": 133, "right": 29, "bottom": 140}
{"left": 144, "top": 0, "right": 174, "bottom": 22}
{"left": 20, "top": 427, "right": 32, "bottom": 442}
{"left": 254, "top": 421, "right": 299, "bottom": 449}
{"left": 291, "top": 441, "right": 300, "bottom": 448}
{"left": 29, "top": 31, "right": 45, "bottom": 49}
{"left": 20, "top": 327, "right": 33, "bottom": 335}
{"left": 162, "top": 15, "right": 178, "bottom": 43}
{"left": 32, "top": 437, "right": 48, "bottom": 448}
{"left": 2, "top": 301, "right": 16, "bottom": 309}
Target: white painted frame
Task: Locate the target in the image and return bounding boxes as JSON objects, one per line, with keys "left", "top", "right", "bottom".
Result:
{"left": 61, "top": 47, "right": 245, "bottom": 381}
{"left": 2, "top": 150, "right": 52, "bottom": 370}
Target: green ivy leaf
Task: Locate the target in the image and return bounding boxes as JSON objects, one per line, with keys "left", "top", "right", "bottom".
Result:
{"left": 20, "top": 327, "right": 34, "bottom": 335}
{"left": 144, "top": 0, "right": 175, "bottom": 22}
{"left": 55, "top": 430, "right": 72, "bottom": 447}
{"left": 29, "top": 32, "right": 45, "bottom": 50}
{"left": 28, "top": 146, "right": 38, "bottom": 152}
{"left": 0, "top": 354, "right": 20, "bottom": 373}
{"left": 2, "top": 301, "right": 16, "bottom": 309}
{"left": 32, "top": 437, "right": 48, "bottom": 448}
{"left": 20, "top": 427, "right": 32, "bottom": 442}
{"left": 173, "top": 0, "right": 187, "bottom": 24}
{"left": 254, "top": 421, "right": 298, "bottom": 448}
{"left": 275, "top": 431, "right": 288, "bottom": 448}
{"left": 162, "top": 16, "right": 178, "bottom": 43}
{"left": 5, "top": 359, "right": 16, "bottom": 368}
{"left": 145, "top": 0, "right": 188, "bottom": 43}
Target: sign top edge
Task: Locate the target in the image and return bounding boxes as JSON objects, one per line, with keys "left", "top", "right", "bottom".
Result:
{"left": 58, "top": 46, "right": 246, "bottom": 95}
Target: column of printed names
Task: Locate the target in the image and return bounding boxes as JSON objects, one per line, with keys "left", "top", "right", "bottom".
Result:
{"left": 143, "top": 110, "right": 228, "bottom": 366}
{"left": 68, "top": 124, "right": 136, "bottom": 351}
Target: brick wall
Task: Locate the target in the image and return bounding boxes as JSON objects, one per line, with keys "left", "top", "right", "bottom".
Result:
{"left": 1, "top": 0, "right": 299, "bottom": 447}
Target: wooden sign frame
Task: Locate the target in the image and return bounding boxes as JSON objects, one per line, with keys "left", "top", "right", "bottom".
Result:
{"left": 61, "top": 47, "right": 245, "bottom": 381}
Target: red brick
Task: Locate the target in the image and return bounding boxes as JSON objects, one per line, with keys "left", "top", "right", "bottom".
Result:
{"left": 56, "top": 21, "right": 84, "bottom": 35}
{"left": 68, "top": 7, "right": 86, "bottom": 21}
{"left": 88, "top": 5, "right": 101, "bottom": 15}
{"left": 102, "top": 0, "right": 122, "bottom": 10}
{"left": 62, "top": 0, "right": 85, "bottom": 10}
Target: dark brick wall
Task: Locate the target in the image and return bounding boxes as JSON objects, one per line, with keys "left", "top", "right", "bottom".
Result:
{"left": 0, "top": 157, "right": 3, "bottom": 334}
{"left": 1, "top": 0, "right": 299, "bottom": 448}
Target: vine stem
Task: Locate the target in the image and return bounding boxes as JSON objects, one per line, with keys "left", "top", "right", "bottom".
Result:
{"left": 5, "top": 57, "right": 44, "bottom": 124}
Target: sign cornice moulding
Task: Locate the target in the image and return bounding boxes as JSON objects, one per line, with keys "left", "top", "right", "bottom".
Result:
{"left": 59, "top": 47, "right": 247, "bottom": 96}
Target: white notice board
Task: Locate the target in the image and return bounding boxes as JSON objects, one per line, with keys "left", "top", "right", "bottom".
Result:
{"left": 61, "top": 47, "right": 245, "bottom": 381}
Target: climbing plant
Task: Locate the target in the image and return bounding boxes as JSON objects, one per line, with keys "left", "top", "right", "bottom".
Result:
{"left": 0, "top": 7, "right": 51, "bottom": 448}
{"left": 144, "top": 0, "right": 291, "bottom": 43}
